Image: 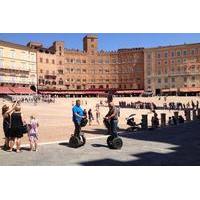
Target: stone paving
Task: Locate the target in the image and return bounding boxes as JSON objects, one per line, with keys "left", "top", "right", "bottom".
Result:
{"left": 1, "top": 121, "right": 200, "bottom": 166}
{"left": 1, "top": 96, "right": 199, "bottom": 146}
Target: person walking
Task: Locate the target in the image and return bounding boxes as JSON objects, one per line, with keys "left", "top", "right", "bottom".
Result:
{"left": 88, "top": 109, "right": 94, "bottom": 126}
{"left": 95, "top": 108, "right": 100, "bottom": 125}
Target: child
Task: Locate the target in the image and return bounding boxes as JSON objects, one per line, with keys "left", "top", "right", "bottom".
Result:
{"left": 28, "top": 116, "right": 39, "bottom": 151}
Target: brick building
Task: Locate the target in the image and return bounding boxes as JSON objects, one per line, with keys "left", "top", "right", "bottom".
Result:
{"left": 144, "top": 43, "right": 200, "bottom": 95}
{"left": 28, "top": 34, "right": 144, "bottom": 95}
{"left": 2, "top": 34, "right": 200, "bottom": 96}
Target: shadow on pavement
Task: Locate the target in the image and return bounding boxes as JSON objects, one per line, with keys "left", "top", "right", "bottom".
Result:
{"left": 82, "top": 128, "right": 108, "bottom": 135}
{"left": 21, "top": 147, "right": 31, "bottom": 151}
{"left": 80, "top": 121, "right": 200, "bottom": 166}
{"left": 91, "top": 143, "right": 108, "bottom": 148}
{"left": 58, "top": 142, "right": 71, "bottom": 147}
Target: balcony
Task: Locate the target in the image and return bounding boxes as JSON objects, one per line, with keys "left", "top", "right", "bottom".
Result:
{"left": 0, "top": 65, "right": 30, "bottom": 72}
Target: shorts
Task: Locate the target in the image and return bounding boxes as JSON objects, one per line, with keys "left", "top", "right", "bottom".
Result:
{"left": 28, "top": 135, "right": 38, "bottom": 142}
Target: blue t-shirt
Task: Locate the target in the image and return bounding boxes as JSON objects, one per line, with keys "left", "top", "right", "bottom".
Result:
{"left": 72, "top": 105, "right": 84, "bottom": 123}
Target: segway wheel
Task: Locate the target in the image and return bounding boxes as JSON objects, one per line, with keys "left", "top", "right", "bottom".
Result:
{"left": 112, "top": 137, "right": 123, "bottom": 149}
{"left": 69, "top": 135, "right": 80, "bottom": 148}
{"left": 107, "top": 135, "right": 114, "bottom": 148}
{"left": 79, "top": 135, "right": 86, "bottom": 146}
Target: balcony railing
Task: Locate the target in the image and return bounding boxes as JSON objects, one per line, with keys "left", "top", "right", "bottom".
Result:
{"left": 0, "top": 75, "right": 34, "bottom": 84}
{"left": 0, "top": 65, "right": 30, "bottom": 71}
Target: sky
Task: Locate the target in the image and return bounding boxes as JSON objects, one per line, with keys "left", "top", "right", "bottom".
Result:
{"left": 1, "top": 33, "right": 200, "bottom": 51}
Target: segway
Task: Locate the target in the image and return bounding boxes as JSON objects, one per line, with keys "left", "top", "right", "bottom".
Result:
{"left": 69, "top": 118, "right": 88, "bottom": 148}
{"left": 107, "top": 135, "right": 123, "bottom": 149}
{"left": 69, "top": 133, "right": 86, "bottom": 148}
{"left": 104, "top": 118, "right": 123, "bottom": 150}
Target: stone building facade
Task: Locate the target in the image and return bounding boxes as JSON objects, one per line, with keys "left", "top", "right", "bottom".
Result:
{"left": 28, "top": 35, "right": 144, "bottom": 92}
{"left": 2, "top": 34, "right": 200, "bottom": 96}
{"left": 144, "top": 43, "right": 200, "bottom": 95}
{"left": 0, "top": 40, "right": 37, "bottom": 89}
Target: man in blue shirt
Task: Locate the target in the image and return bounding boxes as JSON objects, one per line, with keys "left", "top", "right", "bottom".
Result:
{"left": 72, "top": 99, "right": 85, "bottom": 136}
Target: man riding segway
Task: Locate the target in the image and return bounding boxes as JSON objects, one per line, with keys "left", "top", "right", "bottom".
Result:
{"left": 104, "top": 101, "right": 123, "bottom": 149}
{"left": 69, "top": 99, "right": 87, "bottom": 148}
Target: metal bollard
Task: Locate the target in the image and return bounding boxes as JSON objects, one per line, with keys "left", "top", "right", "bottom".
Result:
{"left": 197, "top": 109, "right": 200, "bottom": 118}
{"left": 193, "top": 110, "right": 197, "bottom": 120}
{"left": 185, "top": 109, "right": 191, "bottom": 122}
{"left": 141, "top": 114, "right": 148, "bottom": 130}
{"left": 161, "top": 113, "right": 166, "bottom": 127}
{"left": 174, "top": 111, "right": 179, "bottom": 121}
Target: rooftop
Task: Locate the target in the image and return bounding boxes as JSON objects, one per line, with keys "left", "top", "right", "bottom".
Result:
{"left": 145, "top": 42, "right": 200, "bottom": 50}
{"left": 0, "top": 40, "right": 37, "bottom": 52}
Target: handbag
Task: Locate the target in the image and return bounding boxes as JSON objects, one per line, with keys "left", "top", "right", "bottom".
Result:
{"left": 20, "top": 124, "right": 28, "bottom": 134}
{"left": 80, "top": 118, "right": 88, "bottom": 127}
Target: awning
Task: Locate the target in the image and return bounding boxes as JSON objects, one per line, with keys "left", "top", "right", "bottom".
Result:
{"left": 180, "top": 87, "right": 200, "bottom": 92}
{"left": 116, "top": 90, "right": 144, "bottom": 94}
{"left": 162, "top": 88, "right": 177, "bottom": 92}
{"left": 9, "top": 87, "right": 36, "bottom": 94}
{"left": 39, "top": 91, "right": 68, "bottom": 94}
{"left": 39, "top": 90, "right": 106, "bottom": 95}
{"left": 133, "top": 90, "right": 144, "bottom": 94}
{"left": 81, "top": 91, "right": 105, "bottom": 95}
{"left": 0, "top": 86, "right": 14, "bottom": 94}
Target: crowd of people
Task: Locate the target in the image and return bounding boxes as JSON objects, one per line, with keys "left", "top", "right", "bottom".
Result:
{"left": 10, "top": 95, "right": 56, "bottom": 104}
{"left": 2, "top": 101, "right": 39, "bottom": 152}
{"left": 119, "top": 101, "right": 157, "bottom": 110}
{"left": 119, "top": 100, "right": 200, "bottom": 111}
{"left": 165, "top": 100, "right": 199, "bottom": 110}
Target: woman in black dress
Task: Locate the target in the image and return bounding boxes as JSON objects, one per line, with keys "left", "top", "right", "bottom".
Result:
{"left": 1, "top": 101, "right": 18, "bottom": 150}
{"left": 9, "top": 105, "right": 24, "bottom": 153}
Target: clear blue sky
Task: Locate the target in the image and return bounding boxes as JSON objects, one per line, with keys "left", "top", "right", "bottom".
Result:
{"left": 1, "top": 33, "right": 200, "bottom": 51}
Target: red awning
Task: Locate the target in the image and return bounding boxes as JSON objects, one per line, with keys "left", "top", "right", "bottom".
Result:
{"left": 116, "top": 90, "right": 144, "bottom": 94}
{"left": 9, "top": 87, "right": 36, "bottom": 94}
{"left": 82, "top": 91, "right": 105, "bottom": 94}
{"left": 0, "top": 86, "right": 14, "bottom": 94}
{"left": 39, "top": 90, "right": 106, "bottom": 95}
{"left": 133, "top": 90, "right": 144, "bottom": 94}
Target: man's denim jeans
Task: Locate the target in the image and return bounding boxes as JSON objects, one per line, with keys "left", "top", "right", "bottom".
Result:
{"left": 74, "top": 122, "right": 81, "bottom": 136}
{"left": 110, "top": 119, "right": 118, "bottom": 137}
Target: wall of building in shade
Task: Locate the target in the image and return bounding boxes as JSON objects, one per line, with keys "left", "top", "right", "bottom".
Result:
{"left": 0, "top": 34, "right": 200, "bottom": 95}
